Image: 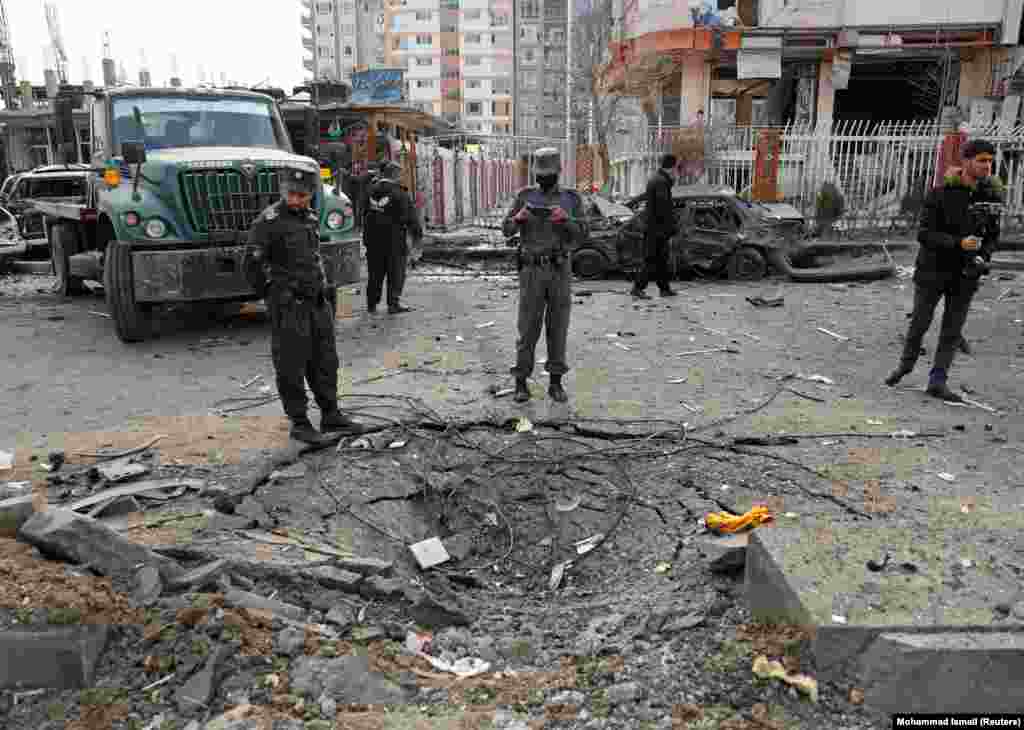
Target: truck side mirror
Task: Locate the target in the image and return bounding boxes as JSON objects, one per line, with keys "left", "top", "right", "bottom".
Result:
{"left": 123, "top": 141, "right": 147, "bottom": 165}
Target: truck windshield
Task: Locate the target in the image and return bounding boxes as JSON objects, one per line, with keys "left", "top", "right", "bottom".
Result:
{"left": 111, "top": 96, "right": 284, "bottom": 151}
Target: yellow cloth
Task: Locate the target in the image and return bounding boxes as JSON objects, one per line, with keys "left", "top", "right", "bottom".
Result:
{"left": 704, "top": 505, "right": 773, "bottom": 533}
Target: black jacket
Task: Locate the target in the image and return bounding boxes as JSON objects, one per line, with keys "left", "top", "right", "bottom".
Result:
{"left": 363, "top": 178, "right": 422, "bottom": 250}
{"left": 915, "top": 173, "right": 1004, "bottom": 287}
{"left": 645, "top": 168, "right": 677, "bottom": 239}
{"left": 245, "top": 200, "right": 327, "bottom": 299}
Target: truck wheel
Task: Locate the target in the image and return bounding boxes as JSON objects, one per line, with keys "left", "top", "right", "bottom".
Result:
{"left": 572, "top": 249, "right": 609, "bottom": 279}
{"left": 51, "top": 223, "right": 87, "bottom": 296}
{"left": 103, "top": 240, "right": 151, "bottom": 342}
{"left": 727, "top": 246, "right": 767, "bottom": 281}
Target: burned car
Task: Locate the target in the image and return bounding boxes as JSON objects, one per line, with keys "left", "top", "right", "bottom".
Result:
{"left": 610, "top": 185, "right": 895, "bottom": 282}
{"left": 4, "top": 164, "right": 91, "bottom": 251}
{"left": 0, "top": 206, "right": 28, "bottom": 262}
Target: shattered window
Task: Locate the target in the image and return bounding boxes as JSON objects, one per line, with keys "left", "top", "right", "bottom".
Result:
{"left": 26, "top": 176, "right": 86, "bottom": 199}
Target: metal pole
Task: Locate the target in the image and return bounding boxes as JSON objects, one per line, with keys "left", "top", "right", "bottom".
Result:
{"left": 565, "top": 0, "right": 573, "bottom": 186}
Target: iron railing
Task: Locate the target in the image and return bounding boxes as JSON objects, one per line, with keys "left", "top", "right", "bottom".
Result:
{"left": 180, "top": 169, "right": 283, "bottom": 234}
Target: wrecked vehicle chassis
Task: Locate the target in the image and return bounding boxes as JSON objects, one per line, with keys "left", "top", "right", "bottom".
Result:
{"left": 612, "top": 186, "right": 896, "bottom": 283}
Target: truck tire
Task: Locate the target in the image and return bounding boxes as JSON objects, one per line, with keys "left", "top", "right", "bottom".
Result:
{"left": 572, "top": 248, "right": 609, "bottom": 279}
{"left": 103, "top": 240, "right": 151, "bottom": 342}
{"left": 50, "top": 223, "right": 88, "bottom": 296}
{"left": 727, "top": 246, "right": 767, "bottom": 281}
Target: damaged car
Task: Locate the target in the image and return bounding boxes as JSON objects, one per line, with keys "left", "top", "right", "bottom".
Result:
{"left": 611, "top": 185, "right": 895, "bottom": 282}
{"left": 3, "top": 164, "right": 91, "bottom": 253}
{"left": 0, "top": 206, "right": 28, "bottom": 263}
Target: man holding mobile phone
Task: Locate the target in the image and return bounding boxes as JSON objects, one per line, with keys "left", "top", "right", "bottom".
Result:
{"left": 884, "top": 140, "right": 1003, "bottom": 401}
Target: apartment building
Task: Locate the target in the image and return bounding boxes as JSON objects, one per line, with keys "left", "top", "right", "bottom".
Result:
{"left": 301, "top": 0, "right": 386, "bottom": 83}
{"left": 515, "top": 0, "right": 569, "bottom": 139}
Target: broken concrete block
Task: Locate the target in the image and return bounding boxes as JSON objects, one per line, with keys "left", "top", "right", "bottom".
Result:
{"left": 165, "top": 560, "right": 227, "bottom": 593}
{"left": 223, "top": 590, "right": 305, "bottom": 622}
{"left": 700, "top": 532, "right": 749, "bottom": 573}
{"left": 88, "top": 495, "right": 141, "bottom": 519}
{"left": 0, "top": 494, "right": 38, "bottom": 536}
{"left": 409, "top": 537, "right": 450, "bottom": 570}
{"left": 131, "top": 565, "right": 163, "bottom": 607}
{"left": 0, "top": 625, "right": 110, "bottom": 689}
{"left": 859, "top": 631, "right": 1024, "bottom": 714}
{"left": 95, "top": 459, "right": 151, "bottom": 483}
{"left": 308, "top": 565, "right": 362, "bottom": 592}
{"left": 175, "top": 643, "right": 234, "bottom": 714}
{"left": 338, "top": 556, "right": 393, "bottom": 577}
{"left": 409, "top": 595, "right": 471, "bottom": 629}
{"left": 359, "top": 576, "right": 406, "bottom": 601}
{"left": 290, "top": 654, "right": 412, "bottom": 705}
{"left": 17, "top": 508, "right": 182, "bottom": 582}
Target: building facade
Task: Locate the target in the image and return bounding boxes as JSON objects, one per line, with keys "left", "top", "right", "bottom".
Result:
{"left": 302, "top": 0, "right": 386, "bottom": 83}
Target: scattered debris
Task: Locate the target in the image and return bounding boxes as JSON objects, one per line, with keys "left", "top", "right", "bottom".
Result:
{"left": 88, "top": 310, "right": 112, "bottom": 318}
{"left": 700, "top": 532, "right": 749, "bottom": 573}
{"left": 549, "top": 560, "right": 571, "bottom": 590}
{"left": 388, "top": 440, "right": 408, "bottom": 449}
{"left": 67, "top": 479, "right": 204, "bottom": 512}
{"left": 816, "top": 327, "right": 849, "bottom": 342}
{"left": 613, "top": 342, "right": 632, "bottom": 351}
{"left": 409, "top": 537, "right": 451, "bottom": 570}
{"left": 866, "top": 553, "right": 890, "bottom": 572}
{"left": 269, "top": 462, "right": 307, "bottom": 481}
{"left": 752, "top": 655, "right": 818, "bottom": 702}
{"left": 239, "top": 375, "right": 263, "bottom": 389}
{"left": 675, "top": 346, "right": 740, "bottom": 356}
{"left": 96, "top": 458, "right": 152, "bottom": 483}
{"left": 515, "top": 417, "right": 533, "bottom": 433}
{"left": 732, "top": 436, "right": 799, "bottom": 447}
{"left": 555, "top": 494, "right": 581, "bottom": 512}
{"left": 0, "top": 450, "right": 13, "bottom": 471}
{"left": 409, "top": 595, "right": 471, "bottom": 629}
{"left": 747, "top": 295, "right": 784, "bottom": 307}
{"left": 88, "top": 494, "right": 141, "bottom": 519}
{"left": 679, "top": 401, "right": 702, "bottom": 413}
{"left": 793, "top": 373, "right": 834, "bottom": 386}
{"left": 937, "top": 472, "right": 956, "bottom": 483}
{"left": 667, "top": 377, "right": 688, "bottom": 384}
{"left": 575, "top": 534, "right": 603, "bottom": 555}
{"left": 476, "top": 320, "right": 495, "bottom": 328}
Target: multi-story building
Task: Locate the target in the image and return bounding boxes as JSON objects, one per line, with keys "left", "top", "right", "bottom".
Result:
{"left": 301, "top": 0, "right": 386, "bottom": 83}
{"left": 514, "top": 0, "right": 569, "bottom": 138}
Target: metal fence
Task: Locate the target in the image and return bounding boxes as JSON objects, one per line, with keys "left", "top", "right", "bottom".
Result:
{"left": 610, "top": 120, "right": 1024, "bottom": 237}
{"left": 415, "top": 134, "right": 576, "bottom": 230}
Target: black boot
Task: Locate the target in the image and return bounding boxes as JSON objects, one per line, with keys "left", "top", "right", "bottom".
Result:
{"left": 548, "top": 376, "right": 568, "bottom": 403}
{"left": 884, "top": 361, "right": 915, "bottom": 387}
{"left": 959, "top": 337, "right": 972, "bottom": 356}
{"left": 659, "top": 286, "right": 678, "bottom": 297}
{"left": 289, "top": 418, "right": 331, "bottom": 445}
{"left": 632, "top": 288, "right": 652, "bottom": 300}
{"left": 321, "top": 409, "right": 365, "bottom": 434}
{"left": 514, "top": 378, "right": 530, "bottom": 403}
{"left": 925, "top": 368, "right": 963, "bottom": 402}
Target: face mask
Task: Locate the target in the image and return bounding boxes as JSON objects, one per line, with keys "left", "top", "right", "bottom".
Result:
{"left": 536, "top": 174, "right": 557, "bottom": 189}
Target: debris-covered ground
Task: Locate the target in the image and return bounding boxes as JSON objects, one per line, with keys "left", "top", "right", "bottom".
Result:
{"left": 1, "top": 250, "right": 1022, "bottom": 729}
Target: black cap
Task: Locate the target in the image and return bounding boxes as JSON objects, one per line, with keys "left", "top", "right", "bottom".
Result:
{"left": 282, "top": 166, "right": 319, "bottom": 194}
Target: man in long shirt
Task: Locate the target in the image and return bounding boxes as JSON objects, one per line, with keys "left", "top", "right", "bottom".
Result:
{"left": 246, "top": 165, "right": 365, "bottom": 444}
{"left": 502, "top": 147, "right": 587, "bottom": 403}
{"left": 632, "top": 154, "right": 679, "bottom": 299}
{"left": 363, "top": 160, "right": 422, "bottom": 314}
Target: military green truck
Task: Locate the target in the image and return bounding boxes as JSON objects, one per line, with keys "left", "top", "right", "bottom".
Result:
{"left": 31, "top": 87, "right": 361, "bottom": 342}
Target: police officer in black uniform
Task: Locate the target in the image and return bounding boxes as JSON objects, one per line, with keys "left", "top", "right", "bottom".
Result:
{"left": 363, "top": 160, "right": 422, "bottom": 314}
{"left": 246, "top": 164, "right": 365, "bottom": 444}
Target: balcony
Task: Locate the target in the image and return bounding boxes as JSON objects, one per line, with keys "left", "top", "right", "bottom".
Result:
{"left": 302, "top": 37, "right": 315, "bottom": 51}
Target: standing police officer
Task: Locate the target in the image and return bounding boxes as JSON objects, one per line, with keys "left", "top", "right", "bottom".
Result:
{"left": 364, "top": 160, "right": 422, "bottom": 314}
{"left": 502, "top": 147, "right": 587, "bottom": 403}
{"left": 246, "top": 164, "right": 364, "bottom": 444}
{"left": 884, "top": 140, "right": 1003, "bottom": 401}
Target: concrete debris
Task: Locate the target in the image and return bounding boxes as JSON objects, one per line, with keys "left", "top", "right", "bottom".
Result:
{"left": 409, "top": 536, "right": 451, "bottom": 569}
{"left": 359, "top": 576, "right": 406, "bottom": 601}
{"left": 308, "top": 565, "right": 363, "bottom": 592}
{"left": 274, "top": 626, "right": 307, "bottom": 657}
{"left": 338, "top": 556, "right": 393, "bottom": 577}
{"left": 131, "top": 564, "right": 163, "bottom": 607}
{"left": 409, "top": 595, "right": 471, "bottom": 629}
{"left": 0, "top": 625, "right": 110, "bottom": 689}
{"left": 699, "top": 532, "right": 750, "bottom": 573}
{"left": 662, "top": 612, "right": 706, "bottom": 632}
{"left": 68, "top": 479, "right": 205, "bottom": 512}
{"left": 269, "top": 462, "right": 307, "bottom": 481}
{"left": 290, "top": 654, "right": 412, "bottom": 705}
{"left": 165, "top": 559, "right": 228, "bottom": 592}
{"left": 223, "top": 590, "right": 305, "bottom": 622}
{"left": 174, "top": 643, "right": 234, "bottom": 714}
{"left": 96, "top": 458, "right": 152, "bottom": 483}
{"left": 17, "top": 508, "right": 183, "bottom": 582}
{"left": 0, "top": 494, "right": 38, "bottom": 535}
{"left": 325, "top": 606, "right": 354, "bottom": 631}
{"left": 87, "top": 494, "right": 140, "bottom": 519}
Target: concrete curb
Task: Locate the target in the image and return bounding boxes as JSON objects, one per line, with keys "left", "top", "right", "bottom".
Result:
{"left": 0, "top": 625, "right": 110, "bottom": 689}
{"left": 745, "top": 527, "right": 1024, "bottom": 714}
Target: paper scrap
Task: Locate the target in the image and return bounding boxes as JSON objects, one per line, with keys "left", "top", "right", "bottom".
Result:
{"left": 937, "top": 472, "right": 956, "bottom": 482}
{"left": 752, "top": 655, "right": 818, "bottom": 702}
{"left": 476, "top": 321, "right": 495, "bottom": 329}
{"left": 515, "top": 417, "right": 533, "bottom": 433}
{"left": 388, "top": 440, "right": 407, "bottom": 449}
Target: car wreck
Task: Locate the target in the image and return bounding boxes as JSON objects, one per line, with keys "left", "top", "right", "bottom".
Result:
{"left": 603, "top": 185, "right": 896, "bottom": 282}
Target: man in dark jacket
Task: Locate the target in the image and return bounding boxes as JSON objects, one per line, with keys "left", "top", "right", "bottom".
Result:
{"left": 363, "top": 160, "right": 422, "bottom": 314}
{"left": 246, "top": 164, "right": 365, "bottom": 444}
{"left": 633, "top": 154, "right": 679, "bottom": 299}
{"left": 502, "top": 147, "right": 587, "bottom": 403}
{"left": 884, "top": 140, "right": 1003, "bottom": 401}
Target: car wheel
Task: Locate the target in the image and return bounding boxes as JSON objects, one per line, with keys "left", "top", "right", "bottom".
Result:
{"left": 572, "top": 249, "right": 609, "bottom": 279}
{"left": 727, "top": 246, "right": 767, "bottom": 281}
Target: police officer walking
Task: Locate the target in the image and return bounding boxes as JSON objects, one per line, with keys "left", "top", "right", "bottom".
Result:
{"left": 502, "top": 147, "right": 587, "bottom": 403}
{"left": 246, "top": 164, "right": 365, "bottom": 444}
{"left": 363, "top": 160, "right": 422, "bottom": 314}
{"left": 632, "top": 153, "right": 679, "bottom": 299}
{"left": 884, "top": 140, "right": 1003, "bottom": 401}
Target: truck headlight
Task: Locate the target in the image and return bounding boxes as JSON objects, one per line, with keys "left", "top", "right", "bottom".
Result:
{"left": 326, "top": 210, "right": 345, "bottom": 230}
{"left": 144, "top": 218, "right": 168, "bottom": 238}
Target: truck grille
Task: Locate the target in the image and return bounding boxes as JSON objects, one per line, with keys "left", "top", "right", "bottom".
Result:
{"left": 180, "top": 169, "right": 281, "bottom": 234}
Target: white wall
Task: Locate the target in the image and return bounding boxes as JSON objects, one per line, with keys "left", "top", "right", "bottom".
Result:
{"left": 759, "top": 0, "right": 1012, "bottom": 29}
